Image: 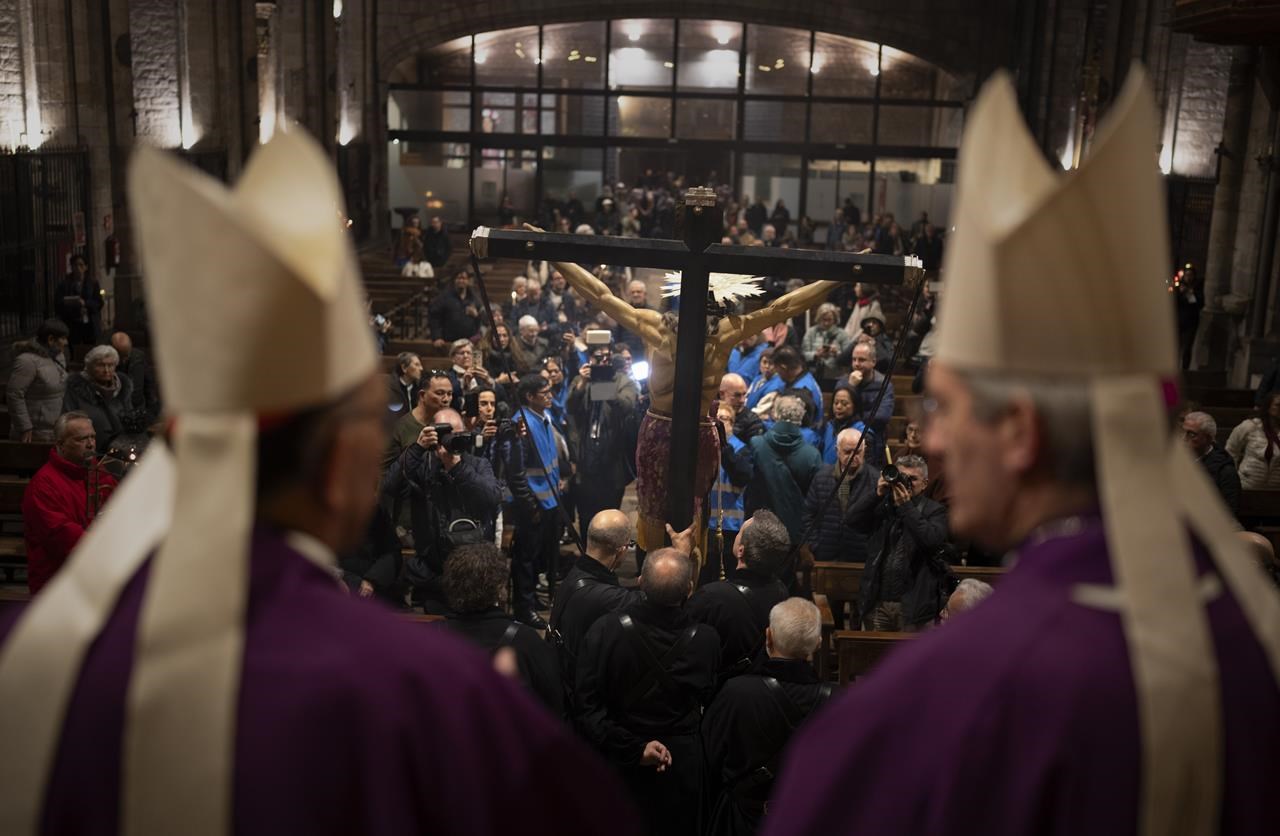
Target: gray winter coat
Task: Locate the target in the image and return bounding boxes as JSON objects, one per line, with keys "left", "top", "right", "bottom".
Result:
{"left": 6, "top": 341, "right": 67, "bottom": 442}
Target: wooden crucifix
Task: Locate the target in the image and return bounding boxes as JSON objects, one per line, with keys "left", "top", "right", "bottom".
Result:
{"left": 471, "top": 188, "right": 922, "bottom": 552}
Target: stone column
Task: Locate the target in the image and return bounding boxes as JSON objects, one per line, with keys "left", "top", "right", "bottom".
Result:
{"left": 1195, "top": 47, "right": 1256, "bottom": 372}
{"left": 255, "top": 1, "right": 277, "bottom": 144}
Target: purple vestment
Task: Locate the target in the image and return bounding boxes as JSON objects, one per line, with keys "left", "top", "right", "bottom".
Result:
{"left": 764, "top": 517, "right": 1280, "bottom": 835}
{"left": 0, "top": 527, "right": 636, "bottom": 835}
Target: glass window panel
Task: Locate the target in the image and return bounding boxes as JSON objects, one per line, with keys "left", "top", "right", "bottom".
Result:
{"left": 878, "top": 46, "right": 944, "bottom": 100}
{"left": 745, "top": 25, "right": 810, "bottom": 95}
{"left": 740, "top": 154, "right": 802, "bottom": 221}
{"left": 877, "top": 105, "right": 959, "bottom": 146}
{"left": 473, "top": 149, "right": 537, "bottom": 224}
{"left": 810, "top": 103, "right": 874, "bottom": 144}
{"left": 388, "top": 141, "right": 470, "bottom": 225}
{"left": 677, "top": 20, "right": 742, "bottom": 92}
{"left": 542, "top": 21, "right": 606, "bottom": 89}
{"left": 387, "top": 89, "right": 471, "bottom": 133}
{"left": 474, "top": 27, "right": 539, "bottom": 87}
{"left": 806, "top": 160, "right": 871, "bottom": 245}
{"left": 541, "top": 93, "right": 606, "bottom": 136}
{"left": 676, "top": 98, "right": 735, "bottom": 140}
{"left": 542, "top": 147, "right": 604, "bottom": 209}
{"left": 416, "top": 35, "right": 472, "bottom": 86}
{"left": 479, "top": 91, "right": 537, "bottom": 134}
{"left": 937, "top": 70, "right": 970, "bottom": 102}
{"left": 608, "top": 95, "right": 671, "bottom": 138}
{"left": 874, "top": 157, "right": 953, "bottom": 231}
{"left": 811, "top": 34, "right": 878, "bottom": 98}
{"left": 610, "top": 20, "right": 674, "bottom": 91}
{"left": 742, "top": 100, "right": 805, "bottom": 142}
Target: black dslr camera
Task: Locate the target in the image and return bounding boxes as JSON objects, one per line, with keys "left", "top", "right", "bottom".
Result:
{"left": 432, "top": 423, "right": 481, "bottom": 454}
{"left": 880, "top": 463, "right": 917, "bottom": 489}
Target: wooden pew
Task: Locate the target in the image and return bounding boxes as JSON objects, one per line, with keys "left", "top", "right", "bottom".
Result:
{"left": 813, "top": 561, "right": 1006, "bottom": 678}
{"left": 0, "top": 442, "right": 52, "bottom": 477}
{"left": 834, "top": 630, "right": 915, "bottom": 684}
{"left": 0, "top": 477, "right": 27, "bottom": 583}
{"left": 402, "top": 612, "right": 446, "bottom": 624}
{"left": 1239, "top": 490, "right": 1280, "bottom": 523}
{"left": 0, "top": 408, "right": 9, "bottom": 437}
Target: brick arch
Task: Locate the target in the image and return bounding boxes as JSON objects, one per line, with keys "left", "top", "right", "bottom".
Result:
{"left": 376, "top": 0, "right": 1008, "bottom": 84}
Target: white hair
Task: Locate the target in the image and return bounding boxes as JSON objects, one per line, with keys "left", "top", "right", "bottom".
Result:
{"left": 517, "top": 315, "right": 539, "bottom": 329}
{"left": 1184, "top": 411, "right": 1217, "bottom": 438}
{"left": 84, "top": 344, "right": 119, "bottom": 367}
{"left": 769, "top": 598, "right": 822, "bottom": 659}
{"left": 949, "top": 579, "right": 995, "bottom": 614}
{"left": 815, "top": 302, "right": 840, "bottom": 321}
{"left": 836, "top": 427, "right": 864, "bottom": 448}
{"left": 853, "top": 341, "right": 877, "bottom": 361}
{"left": 773, "top": 395, "right": 806, "bottom": 424}
{"left": 574, "top": 224, "right": 596, "bottom": 235}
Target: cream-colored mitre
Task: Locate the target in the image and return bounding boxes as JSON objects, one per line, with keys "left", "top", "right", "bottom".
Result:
{"left": 131, "top": 127, "right": 375, "bottom": 412}
{"left": 0, "top": 127, "right": 377, "bottom": 836}
{"left": 934, "top": 69, "right": 1175, "bottom": 375}
{"left": 932, "top": 67, "right": 1280, "bottom": 836}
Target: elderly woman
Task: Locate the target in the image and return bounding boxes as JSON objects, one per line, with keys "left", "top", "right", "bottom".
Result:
{"left": 6, "top": 319, "right": 70, "bottom": 442}
{"left": 1227, "top": 392, "right": 1280, "bottom": 490}
{"left": 802, "top": 303, "right": 851, "bottom": 380}
{"left": 62, "top": 344, "right": 135, "bottom": 455}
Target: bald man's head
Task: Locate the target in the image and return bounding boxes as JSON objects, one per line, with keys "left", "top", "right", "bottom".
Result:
{"left": 719, "top": 373, "right": 748, "bottom": 411}
{"left": 1239, "top": 531, "right": 1277, "bottom": 567}
{"left": 587, "top": 509, "right": 634, "bottom": 568}
{"left": 430, "top": 408, "right": 465, "bottom": 433}
{"left": 109, "top": 331, "right": 132, "bottom": 358}
{"left": 640, "top": 548, "right": 694, "bottom": 608}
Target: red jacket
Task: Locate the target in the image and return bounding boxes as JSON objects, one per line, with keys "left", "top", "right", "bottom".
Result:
{"left": 22, "top": 448, "right": 117, "bottom": 594}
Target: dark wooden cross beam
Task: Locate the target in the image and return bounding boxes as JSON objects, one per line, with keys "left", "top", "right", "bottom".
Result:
{"left": 472, "top": 187, "right": 919, "bottom": 537}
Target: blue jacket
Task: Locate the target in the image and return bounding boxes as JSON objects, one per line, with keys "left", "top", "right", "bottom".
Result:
{"left": 709, "top": 434, "right": 751, "bottom": 534}
{"left": 729, "top": 343, "right": 766, "bottom": 386}
{"left": 746, "top": 374, "right": 783, "bottom": 411}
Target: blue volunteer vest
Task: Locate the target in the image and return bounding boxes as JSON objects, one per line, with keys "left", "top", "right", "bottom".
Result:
{"left": 710, "top": 434, "right": 747, "bottom": 533}
{"left": 519, "top": 407, "right": 560, "bottom": 510}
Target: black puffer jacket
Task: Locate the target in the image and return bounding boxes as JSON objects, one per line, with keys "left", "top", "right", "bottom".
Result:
{"left": 802, "top": 464, "right": 875, "bottom": 563}
{"left": 62, "top": 372, "right": 136, "bottom": 455}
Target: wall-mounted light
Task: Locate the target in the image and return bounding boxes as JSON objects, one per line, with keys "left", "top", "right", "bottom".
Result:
{"left": 474, "top": 49, "right": 488, "bottom": 65}
{"left": 332, "top": 0, "right": 343, "bottom": 18}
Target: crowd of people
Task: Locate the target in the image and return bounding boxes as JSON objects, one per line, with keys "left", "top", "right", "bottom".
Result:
{"left": 7, "top": 176, "right": 1280, "bottom": 836}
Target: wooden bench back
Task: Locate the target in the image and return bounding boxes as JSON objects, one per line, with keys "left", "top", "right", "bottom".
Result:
{"left": 0, "top": 442, "right": 52, "bottom": 478}
{"left": 833, "top": 630, "right": 914, "bottom": 683}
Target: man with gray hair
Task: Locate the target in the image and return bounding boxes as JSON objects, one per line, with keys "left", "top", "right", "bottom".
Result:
{"left": 21, "top": 411, "right": 117, "bottom": 594}
{"left": 846, "top": 454, "right": 948, "bottom": 631}
{"left": 511, "top": 314, "right": 549, "bottom": 375}
{"left": 576, "top": 545, "right": 720, "bottom": 836}
{"left": 804, "top": 427, "right": 877, "bottom": 598}
{"left": 940, "top": 578, "right": 995, "bottom": 623}
{"left": 689, "top": 511, "right": 792, "bottom": 680}
{"left": 1181, "top": 410, "right": 1241, "bottom": 516}
{"left": 770, "top": 71, "right": 1280, "bottom": 835}
{"left": 703, "top": 597, "right": 832, "bottom": 836}
{"left": 748, "top": 395, "right": 823, "bottom": 548}
{"left": 388, "top": 351, "right": 422, "bottom": 415}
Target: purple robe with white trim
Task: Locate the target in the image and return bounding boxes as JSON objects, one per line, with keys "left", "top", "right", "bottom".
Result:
{"left": 763, "top": 516, "right": 1280, "bottom": 835}
{"left": 0, "top": 526, "right": 636, "bottom": 835}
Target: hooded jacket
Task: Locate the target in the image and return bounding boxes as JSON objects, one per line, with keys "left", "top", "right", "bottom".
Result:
{"left": 746, "top": 421, "right": 822, "bottom": 543}
{"left": 6, "top": 341, "right": 67, "bottom": 442}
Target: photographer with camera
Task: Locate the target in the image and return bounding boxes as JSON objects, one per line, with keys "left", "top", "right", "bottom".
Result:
{"left": 844, "top": 454, "right": 948, "bottom": 631}
{"left": 566, "top": 332, "right": 639, "bottom": 541}
{"left": 381, "top": 407, "right": 503, "bottom": 612}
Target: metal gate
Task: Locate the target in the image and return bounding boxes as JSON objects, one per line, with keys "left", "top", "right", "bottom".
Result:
{"left": 0, "top": 148, "right": 92, "bottom": 341}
